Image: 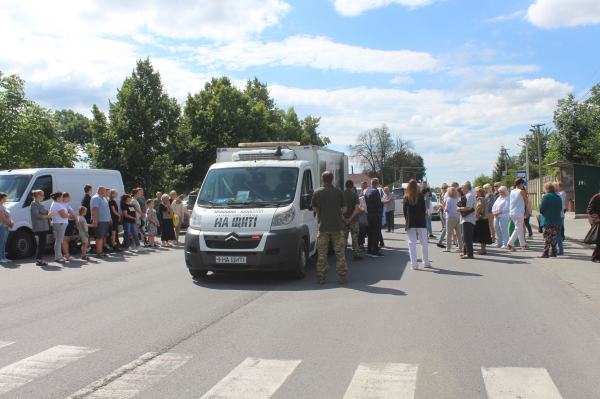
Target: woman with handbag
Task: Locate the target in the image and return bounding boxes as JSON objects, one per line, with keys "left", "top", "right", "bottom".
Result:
{"left": 473, "top": 187, "right": 493, "bottom": 254}
{"left": 587, "top": 188, "right": 600, "bottom": 262}
{"left": 160, "top": 194, "right": 176, "bottom": 247}
{"left": 30, "top": 190, "right": 53, "bottom": 265}
{"left": 537, "top": 182, "right": 563, "bottom": 258}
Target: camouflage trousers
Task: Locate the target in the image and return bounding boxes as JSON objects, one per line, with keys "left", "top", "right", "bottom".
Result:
{"left": 343, "top": 219, "right": 360, "bottom": 257}
{"left": 316, "top": 230, "right": 347, "bottom": 278}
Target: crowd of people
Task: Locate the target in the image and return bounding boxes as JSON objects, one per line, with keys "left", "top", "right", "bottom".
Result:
{"left": 0, "top": 185, "right": 193, "bottom": 265}
{"left": 310, "top": 171, "right": 600, "bottom": 284}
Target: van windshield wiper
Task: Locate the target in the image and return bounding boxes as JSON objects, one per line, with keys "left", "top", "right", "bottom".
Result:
{"left": 226, "top": 202, "right": 280, "bottom": 208}
{"left": 197, "top": 199, "right": 215, "bottom": 207}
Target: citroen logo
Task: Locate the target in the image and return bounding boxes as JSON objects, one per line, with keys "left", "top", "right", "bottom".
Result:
{"left": 225, "top": 232, "right": 239, "bottom": 241}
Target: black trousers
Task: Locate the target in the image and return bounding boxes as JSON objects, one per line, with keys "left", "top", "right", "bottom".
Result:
{"left": 35, "top": 232, "right": 47, "bottom": 260}
{"left": 592, "top": 244, "right": 600, "bottom": 262}
{"left": 367, "top": 217, "right": 382, "bottom": 255}
{"left": 385, "top": 211, "right": 394, "bottom": 231}
{"left": 157, "top": 212, "right": 162, "bottom": 235}
{"left": 524, "top": 215, "right": 533, "bottom": 236}
{"left": 462, "top": 222, "right": 474, "bottom": 257}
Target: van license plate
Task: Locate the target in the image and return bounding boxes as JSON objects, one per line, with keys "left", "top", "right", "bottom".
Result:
{"left": 216, "top": 256, "right": 246, "bottom": 264}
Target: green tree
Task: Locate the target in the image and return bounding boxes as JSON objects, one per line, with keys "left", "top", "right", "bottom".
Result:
{"left": 54, "top": 109, "right": 93, "bottom": 147}
{"left": 89, "top": 58, "right": 183, "bottom": 194}
{"left": 0, "top": 72, "right": 76, "bottom": 169}
{"left": 473, "top": 173, "right": 493, "bottom": 188}
{"left": 547, "top": 91, "right": 600, "bottom": 165}
{"left": 301, "top": 115, "right": 330, "bottom": 146}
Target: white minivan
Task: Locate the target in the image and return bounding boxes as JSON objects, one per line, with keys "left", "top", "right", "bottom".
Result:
{"left": 0, "top": 168, "right": 125, "bottom": 259}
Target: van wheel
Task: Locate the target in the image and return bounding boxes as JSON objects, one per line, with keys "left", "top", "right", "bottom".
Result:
{"left": 9, "top": 230, "right": 34, "bottom": 259}
{"left": 290, "top": 240, "right": 307, "bottom": 280}
{"left": 189, "top": 269, "right": 208, "bottom": 279}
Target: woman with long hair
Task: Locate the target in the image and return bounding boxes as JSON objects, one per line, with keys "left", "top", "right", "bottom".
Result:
{"left": 403, "top": 179, "right": 430, "bottom": 269}
{"left": 108, "top": 189, "right": 121, "bottom": 249}
{"left": 30, "top": 190, "right": 52, "bottom": 265}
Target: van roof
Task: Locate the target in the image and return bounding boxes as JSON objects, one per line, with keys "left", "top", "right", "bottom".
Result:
{"left": 0, "top": 168, "right": 120, "bottom": 175}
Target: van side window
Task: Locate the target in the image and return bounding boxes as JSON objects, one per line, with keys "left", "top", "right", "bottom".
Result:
{"left": 24, "top": 175, "right": 52, "bottom": 207}
{"left": 300, "top": 170, "right": 313, "bottom": 209}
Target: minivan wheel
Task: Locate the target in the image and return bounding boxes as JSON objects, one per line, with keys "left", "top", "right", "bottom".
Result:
{"left": 291, "top": 240, "right": 307, "bottom": 280}
{"left": 189, "top": 269, "right": 208, "bottom": 279}
{"left": 9, "top": 230, "right": 34, "bottom": 259}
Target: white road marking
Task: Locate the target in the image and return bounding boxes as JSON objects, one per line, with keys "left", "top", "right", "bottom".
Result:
{"left": 482, "top": 367, "right": 563, "bottom": 399}
{"left": 67, "top": 352, "right": 192, "bottom": 399}
{"left": 200, "top": 357, "right": 301, "bottom": 399}
{"left": 343, "top": 363, "right": 419, "bottom": 399}
{"left": 0, "top": 341, "right": 15, "bottom": 350}
{"left": 0, "top": 345, "right": 98, "bottom": 395}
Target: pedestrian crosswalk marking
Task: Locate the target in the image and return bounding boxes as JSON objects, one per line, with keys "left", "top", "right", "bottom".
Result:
{"left": 343, "top": 362, "right": 419, "bottom": 399}
{"left": 67, "top": 352, "right": 192, "bottom": 398}
{"left": 0, "top": 341, "right": 14, "bottom": 350}
{"left": 200, "top": 357, "right": 301, "bottom": 399}
{"left": 482, "top": 367, "right": 563, "bottom": 399}
{"left": 0, "top": 345, "right": 98, "bottom": 395}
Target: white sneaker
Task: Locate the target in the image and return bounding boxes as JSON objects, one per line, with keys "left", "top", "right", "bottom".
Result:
{"left": 135, "top": 246, "right": 145, "bottom": 251}
{"left": 495, "top": 244, "right": 502, "bottom": 248}
{"left": 423, "top": 264, "right": 432, "bottom": 268}
{"left": 411, "top": 265, "right": 418, "bottom": 270}
{"left": 0, "top": 259, "right": 9, "bottom": 263}
{"left": 127, "top": 246, "right": 134, "bottom": 251}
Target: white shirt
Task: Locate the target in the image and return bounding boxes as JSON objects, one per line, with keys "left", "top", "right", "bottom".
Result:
{"left": 50, "top": 202, "right": 69, "bottom": 224}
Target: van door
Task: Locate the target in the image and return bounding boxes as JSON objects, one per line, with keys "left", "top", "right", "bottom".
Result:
{"left": 24, "top": 174, "right": 53, "bottom": 208}
{"left": 299, "top": 168, "right": 317, "bottom": 253}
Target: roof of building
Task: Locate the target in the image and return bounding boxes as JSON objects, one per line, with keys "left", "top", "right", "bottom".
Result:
{"left": 349, "top": 173, "right": 372, "bottom": 185}
{"left": 548, "top": 161, "right": 600, "bottom": 169}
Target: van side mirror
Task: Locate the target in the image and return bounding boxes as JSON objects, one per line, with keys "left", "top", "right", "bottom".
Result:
{"left": 302, "top": 190, "right": 314, "bottom": 210}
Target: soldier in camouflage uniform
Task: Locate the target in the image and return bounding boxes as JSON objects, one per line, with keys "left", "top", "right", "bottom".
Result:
{"left": 311, "top": 171, "right": 348, "bottom": 284}
{"left": 343, "top": 180, "right": 362, "bottom": 260}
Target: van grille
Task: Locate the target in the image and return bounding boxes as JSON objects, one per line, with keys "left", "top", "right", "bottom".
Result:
{"left": 237, "top": 153, "right": 277, "bottom": 161}
{"left": 205, "top": 239, "right": 260, "bottom": 249}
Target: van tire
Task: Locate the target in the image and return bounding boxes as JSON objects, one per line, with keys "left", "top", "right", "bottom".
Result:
{"left": 189, "top": 269, "right": 208, "bottom": 279}
{"left": 290, "top": 240, "right": 307, "bottom": 280}
{"left": 9, "top": 230, "right": 34, "bottom": 259}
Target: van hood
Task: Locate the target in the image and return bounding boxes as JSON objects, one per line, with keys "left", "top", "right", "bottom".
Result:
{"left": 199, "top": 207, "right": 278, "bottom": 232}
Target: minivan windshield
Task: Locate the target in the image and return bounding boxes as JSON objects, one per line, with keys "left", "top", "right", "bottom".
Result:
{"left": 0, "top": 174, "right": 32, "bottom": 202}
{"left": 198, "top": 167, "right": 299, "bottom": 207}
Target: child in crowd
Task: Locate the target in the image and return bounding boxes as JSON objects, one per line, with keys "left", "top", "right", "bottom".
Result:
{"left": 78, "top": 207, "right": 90, "bottom": 260}
{"left": 146, "top": 199, "right": 159, "bottom": 247}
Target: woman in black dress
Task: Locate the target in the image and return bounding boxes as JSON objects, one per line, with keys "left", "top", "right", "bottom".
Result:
{"left": 159, "top": 194, "right": 175, "bottom": 246}
{"left": 473, "top": 186, "right": 493, "bottom": 254}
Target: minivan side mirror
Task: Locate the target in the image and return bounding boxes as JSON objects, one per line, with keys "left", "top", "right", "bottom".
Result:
{"left": 301, "top": 190, "right": 314, "bottom": 210}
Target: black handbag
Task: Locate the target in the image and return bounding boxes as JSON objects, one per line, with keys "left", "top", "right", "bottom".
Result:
{"left": 584, "top": 223, "right": 599, "bottom": 245}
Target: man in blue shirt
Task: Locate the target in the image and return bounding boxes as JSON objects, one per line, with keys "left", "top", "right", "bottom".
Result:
{"left": 90, "top": 186, "right": 112, "bottom": 258}
{"left": 365, "top": 178, "right": 384, "bottom": 257}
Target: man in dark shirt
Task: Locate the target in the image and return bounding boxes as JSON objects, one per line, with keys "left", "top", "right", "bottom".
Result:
{"left": 343, "top": 180, "right": 362, "bottom": 261}
{"left": 311, "top": 171, "right": 348, "bottom": 284}
{"left": 81, "top": 184, "right": 94, "bottom": 253}
{"left": 365, "top": 178, "right": 384, "bottom": 257}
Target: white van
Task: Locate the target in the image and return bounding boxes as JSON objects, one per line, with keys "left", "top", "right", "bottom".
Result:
{"left": 0, "top": 168, "right": 125, "bottom": 258}
{"left": 184, "top": 142, "right": 348, "bottom": 280}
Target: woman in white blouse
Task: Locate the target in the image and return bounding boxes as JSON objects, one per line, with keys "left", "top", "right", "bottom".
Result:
{"left": 492, "top": 186, "right": 511, "bottom": 248}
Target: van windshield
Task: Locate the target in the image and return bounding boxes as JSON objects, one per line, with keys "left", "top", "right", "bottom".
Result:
{"left": 198, "top": 167, "right": 299, "bottom": 207}
{"left": 0, "top": 174, "right": 32, "bottom": 202}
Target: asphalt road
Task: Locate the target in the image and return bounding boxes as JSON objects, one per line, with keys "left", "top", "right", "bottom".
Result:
{"left": 1, "top": 219, "right": 600, "bottom": 399}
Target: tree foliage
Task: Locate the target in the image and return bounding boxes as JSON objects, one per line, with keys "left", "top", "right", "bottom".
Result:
{"left": 54, "top": 109, "right": 93, "bottom": 147}
{"left": 347, "top": 124, "right": 423, "bottom": 186}
{"left": 0, "top": 71, "right": 77, "bottom": 170}
{"left": 473, "top": 173, "right": 493, "bottom": 188}
{"left": 89, "top": 58, "right": 184, "bottom": 194}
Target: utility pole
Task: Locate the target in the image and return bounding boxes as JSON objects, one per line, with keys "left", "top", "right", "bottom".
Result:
{"left": 520, "top": 135, "right": 530, "bottom": 187}
{"left": 530, "top": 124, "right": 545, "bottom": 203}
{"left": 500, "top": 146, "right": 509, "bottom": 176}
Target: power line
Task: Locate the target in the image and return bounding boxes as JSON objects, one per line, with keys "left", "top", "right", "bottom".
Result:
{"left": 575, "top": 63, "right": 600, "bottom": 101}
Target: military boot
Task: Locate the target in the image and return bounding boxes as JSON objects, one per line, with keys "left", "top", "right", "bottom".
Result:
{"left": 339, "top": 276, "right": 347, "bottom": 284}
{"left": 318, "top": 277, "right": 325, "bottom": 284}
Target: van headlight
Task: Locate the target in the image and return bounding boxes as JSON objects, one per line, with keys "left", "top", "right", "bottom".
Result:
{"left": 190, "top": 207, "right": 202, "bottom": 229}
{"left": 272, "top": 206, "right": 295, "bottom": 226}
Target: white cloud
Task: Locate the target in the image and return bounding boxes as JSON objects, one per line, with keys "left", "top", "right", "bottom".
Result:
{"left": 527, "top": 0, "right": 600, "bottom": 28}
{"left": 1, "top": 0, "right": 290, "bottom": 42}
{"left": 333, "top": 0, "right": 438, "bottom": 17}
{"left": 488, "top": 10, "right": 526, "bottom": 22}
{"left": 390, "top": 76, "right": 416, "bottom": 85}
{"left": 268, "top": 77, "right": 571, "bottom": 185}
{"left": 195, "top": 35, "right": 440, "bottom": 74}
{"left": 482, "top": 64, "right": 541, "bottom": 75}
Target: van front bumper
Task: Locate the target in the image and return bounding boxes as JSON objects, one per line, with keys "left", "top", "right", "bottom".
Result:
{"left": 184, "top": 228, "right": 301, "bottom": 272}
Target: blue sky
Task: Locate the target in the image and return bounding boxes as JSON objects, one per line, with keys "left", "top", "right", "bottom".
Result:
{"left": 2, "top": 0, "right": 600, "bottom": 186}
